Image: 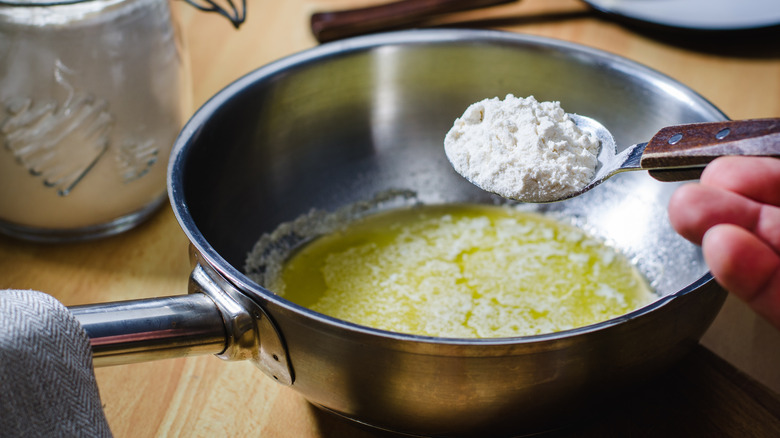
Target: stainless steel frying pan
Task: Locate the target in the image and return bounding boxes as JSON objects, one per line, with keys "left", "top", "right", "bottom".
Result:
{"left": 71, "top": 29, "right": 728, "bottom": 437}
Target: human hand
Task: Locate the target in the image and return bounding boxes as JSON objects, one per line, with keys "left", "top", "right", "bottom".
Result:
{"left": 668, "top": 156, "right": 780, "bottom": 330}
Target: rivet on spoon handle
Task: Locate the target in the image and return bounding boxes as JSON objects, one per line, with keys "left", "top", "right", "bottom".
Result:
{"left": 642, "top": 118, "right": 780, "bottom": 182}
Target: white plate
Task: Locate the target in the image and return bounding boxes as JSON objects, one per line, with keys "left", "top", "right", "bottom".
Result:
{"left": 585, "top": 0, "right": 780, "bottom": 31}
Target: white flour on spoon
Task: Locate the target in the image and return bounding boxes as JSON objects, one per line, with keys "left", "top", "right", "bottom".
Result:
{"left": 444, "top": 94, "right": 600, "bottom": 202}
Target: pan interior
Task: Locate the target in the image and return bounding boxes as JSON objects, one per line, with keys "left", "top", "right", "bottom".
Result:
{"left": 175, "top": 31, "right": 722, "bottom": 305}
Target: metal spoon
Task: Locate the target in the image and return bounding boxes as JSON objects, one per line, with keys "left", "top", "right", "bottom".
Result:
{"left": 554, "top": 115, "right": 780, "bottom": 202}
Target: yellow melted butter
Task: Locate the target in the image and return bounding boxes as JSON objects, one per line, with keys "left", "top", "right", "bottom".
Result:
{"left": 269, "top": 204, "right": 656, "bottom": 338}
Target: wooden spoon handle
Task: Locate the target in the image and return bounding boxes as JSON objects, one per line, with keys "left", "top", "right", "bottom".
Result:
{"left": 642, "top": 118, "right": 780, "bottom": 182}
{"left": 311, "top": 0, "right": 518, "bottom": 43}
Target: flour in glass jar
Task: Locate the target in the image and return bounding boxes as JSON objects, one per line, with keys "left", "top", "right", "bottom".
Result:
{"left": 444, "top": 94, "right": 600, "bottom": 202}
{"left": 0, "top": 0, "right": 190, "bottom": 240}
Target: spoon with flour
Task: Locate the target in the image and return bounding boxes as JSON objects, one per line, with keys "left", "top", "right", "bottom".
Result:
{"left": 444, "top": 94, "right": 780, "bottom": 203}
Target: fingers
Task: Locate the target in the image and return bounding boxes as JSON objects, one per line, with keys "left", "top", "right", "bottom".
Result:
{"left": 669, "top": 156, "right": 780, "bottom": 330}
{"left": 703, "top": 224, "right": 780, "bottom": 328}
{"left": 668, "top": 182, "right": 761, "bottom": 245}
{"left": 701, "top": 157, "right": 780, "bottom": 206}
{"left": 700, "top": 156, "right": 780, "bottom": 251}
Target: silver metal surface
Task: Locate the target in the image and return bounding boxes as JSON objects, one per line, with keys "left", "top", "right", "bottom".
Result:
{"left": 189, "top": 254, "right": 294, "bottom": 385}
{"left": 70, "top": 293, "right": 226, "bottom": 367}
{"left": 163, "top": 29, "right": 729, "bottom": 436}
{"left": 71, "top": 261, "right": 294, "bottom": 385}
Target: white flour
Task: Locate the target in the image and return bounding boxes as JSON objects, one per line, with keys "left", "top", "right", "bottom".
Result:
{"left": 444, "top": 94, "right": 600, "bottom": 202}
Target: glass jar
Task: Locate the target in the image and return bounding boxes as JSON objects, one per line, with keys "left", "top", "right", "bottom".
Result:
{"left": 0, "top": 0, "right": 192, "bottom": 241}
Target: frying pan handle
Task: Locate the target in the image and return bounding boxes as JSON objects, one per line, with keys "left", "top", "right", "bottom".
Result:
{"left": 70, "top": 294, "right": 227, "bottom": 367}
{"left": 642, "top": 118, "right": 780, "bottom": 181}
{"left": 71, "top": 261, "right": 295, "bottom": 385}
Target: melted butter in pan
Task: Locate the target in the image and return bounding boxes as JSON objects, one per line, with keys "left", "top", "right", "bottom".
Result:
{"left": 269, "top": 204, "right": 655, "bottom": 338}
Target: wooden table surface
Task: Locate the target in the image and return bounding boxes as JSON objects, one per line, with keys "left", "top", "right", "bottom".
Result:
{"left": 2, "top": 0, "right": 780, "bottom": 436}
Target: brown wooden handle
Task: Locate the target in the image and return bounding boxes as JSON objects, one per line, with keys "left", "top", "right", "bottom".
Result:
{"left": 310, "top": 0, "right": 519, "bottom": 43}
{"left": 641, "top": 118, "right": 780, "bottom": 181}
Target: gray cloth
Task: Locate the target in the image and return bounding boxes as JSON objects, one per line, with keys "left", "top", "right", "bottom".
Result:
{"left": 0, "top": 289, "right": 111, "bottom": 437}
